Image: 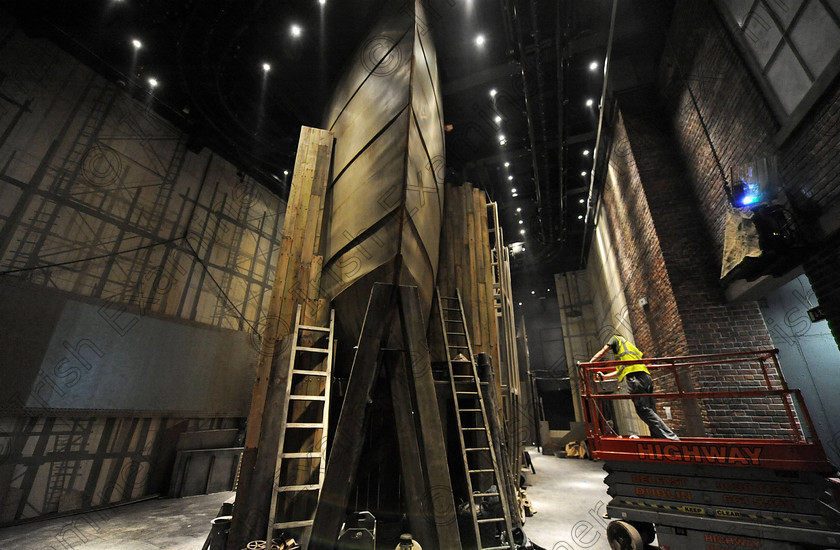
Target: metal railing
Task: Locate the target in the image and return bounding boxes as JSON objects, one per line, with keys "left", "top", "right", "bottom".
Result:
{"left": 577, "top": 349, "right": 819, "bottom": 446}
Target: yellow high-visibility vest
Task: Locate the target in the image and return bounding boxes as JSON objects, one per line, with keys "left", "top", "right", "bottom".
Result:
{"left": 612, "top": 335, "right": 650, "bottom": 381}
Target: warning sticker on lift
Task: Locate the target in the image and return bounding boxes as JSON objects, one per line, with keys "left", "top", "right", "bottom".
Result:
{"left": 703, "top": 533, "right": 762, "bottom": 549}
{"left": 636, "top": 443, "right": 762, "bottom": 466}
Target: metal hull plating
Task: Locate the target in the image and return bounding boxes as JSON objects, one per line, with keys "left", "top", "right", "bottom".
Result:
{"left": 320, "top": 1, "right": 445, "bottom": 347}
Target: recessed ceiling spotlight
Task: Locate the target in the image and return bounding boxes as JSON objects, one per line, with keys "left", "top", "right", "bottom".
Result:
{"left": 518, "top": 301, "right": 522, "bottom": 306}
{"left": 262, "top": 62, "right": 271, "bottom": 72}
{"left": 504, "top": 161, "right": 510, "bottom": 167}
{"left": 494, "top": 115, "right": 502, "bottom": 124}
{"left": 581, "top": 171, "right": 587, "bottom": 177}
{"left": 148, "top": 78, "right": 158, "bottom": 88}
{"left": 508, "top": 175, "right": 513, "bottom": 181}
{"left": 319, "top": 0, "right": 326, "bottom": 4}
{"left": 516, "top": 207, "right": 521, "bottom": 212}
{"left": 518, "top": 219, "right": 524, "bottom": 224}
{"left": 511, "top": 188, "right": 517, "bottom": 193}
{"left": 475, "top": 34, "right": 486, "bottom": 47}
{"left": 530, "top": 289, "right": 535, "bottom": 294}
{"left": 586, "top": 98, "right": 594, "bottom": 107}
{"left": 132, "top": 39, "right": 142, "bottom": 49}
{"left": 583, "top": 149, "right": 590, "bottom": 156}
{"left": 512, "top": 193, "right": 518, "bottom": 197}
{"left": 489, "top": 89, "right": 497, "bottom": 97}
{"left": 579, "top": 198, "right": 585, "bottom": 204}
{"left": 283, "top": 170, "right": 289, "bottom": 175}
{"left": 589, "top": 61, "right": 598, "bottom": 71}
{"left": 290, "top": 24, "right": 302, "bottom": 37}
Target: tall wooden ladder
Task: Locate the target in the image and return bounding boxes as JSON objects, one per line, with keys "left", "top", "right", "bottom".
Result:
{"left": 266, "top": 305, "right": 335, "bottom": 548}
{"left": 436, "top": 289, "right": 515, "bottom": 550}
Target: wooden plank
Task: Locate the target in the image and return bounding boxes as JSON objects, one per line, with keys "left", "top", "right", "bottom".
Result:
{"left": 309, "top": 284, "right": 399, "bottom": 549}
{"left": 399, "top": 285, "right": 462, "bottom": 549}
{"left": 230, "top": 126, "right": 333, "bottom": 550}
{"left": 230, "top": 335, "right": 294, "bottom": 549}
{"left": 386, "top": 350, "right": 438, "bottom": 547}
{"left": 465, "top": 188, "right": 479, "bottom": 349}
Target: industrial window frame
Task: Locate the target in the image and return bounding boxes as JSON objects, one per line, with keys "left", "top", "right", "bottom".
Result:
{"left": 714, "top": 0, "right": 840, "bottom": 145}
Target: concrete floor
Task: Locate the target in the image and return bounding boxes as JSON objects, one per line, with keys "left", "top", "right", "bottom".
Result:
{"left": 0, "top": 452, "right": 616, "bottom": 550}
{"left": 0, "top": 491, "right": 233, "bottom": 550}
{"left": 521, "top": 448, "right": 613, "bottom": 550}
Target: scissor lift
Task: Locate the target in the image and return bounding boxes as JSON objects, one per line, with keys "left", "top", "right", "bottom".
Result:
{"left": 578, "top": 349, "right": 840, "bottom": 550}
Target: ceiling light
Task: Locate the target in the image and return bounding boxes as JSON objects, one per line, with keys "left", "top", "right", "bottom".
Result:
{"left": 319, "top": 0, "right": 326, "bottom": 4}
{"left": 581, "top": 171, "right": 587, "bottom": 177}
{"left": 583, "top": 149, "right": 590, "bottom": 156}
{"left": 512, "top": 193, "right": 518, "bottom": 197}
{"left": 518, "top": 302, "right": 522, "bottom": 306}
{"left": 489, "top": 89, "right": 497, "bottom": 97}
{"left": 132, "top": 39, "right": 142, "bottom": 49}
{"left": 530, "top": 290, "right": 535, "bottom": 294}
{"left": 578, "top": 215, "right": 584, "bottom": 219}
{"left": 290, "top": 24, "right": 302, "bottom": 37}
{"left": 475, "top": 34, "right": 486, "bottom": 47}
{"left": 518, "top": 219, "right": 524, "bottom": 224}
{"left": 516, "top": 207, "right": 521, "bottom": 212}
{"left": 508, "top": 175, "right": 513, "bottom": 181}
{"left": 579, "top": 198, "right": 585, "bottom": 204}
{"left": 504, "top": 162, "right": 510, "bottom": 167}
{"left": 283, "top": 170, "right": 289, "bottom": 175}
{"left": 589, "top": 61, "right": 598, "bottom": 71}
{"left": 262, "top": 62, "right": 271, "bottom": 72}
{"left": 586, "top": 98, "right": 594, "bottom": 107}
{"left": 494, "top": 115, "right": 502, "bottom": 124}
{"left": 148, "top": 78, "right": 158, "bottom": 88}
{"left": 521, "top": 230, "right": 527, "bottom": 236}
{"left": 511, "top": 188, "right": 517, "bottom": 193}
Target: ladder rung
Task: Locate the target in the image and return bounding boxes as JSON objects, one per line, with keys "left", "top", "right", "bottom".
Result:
{"left": 462, "top": 427, "right": 485, "bottom": 431}
{"left": 289, "top": 395, "right": 326, "bottom": 401}
{"left": 448, "top": 332, "right": 467, "bottom": 336}
{"left": 466, "top": 447, "right": 491, "bottom": 451}
{"left": 477, "top": 517, "right": 506, "bottom": 524}
{"left": 469, "top": 469, "right": 494, "bottom": 473}
{"left": 273, "top": 519, "right": 314, "bottom": 529}
{"left": 442, "top": 307, "right": 461, "bottom": 311}
{"left": 298, "top": 324, "right": 330, "bottom": 332}
{"left": 474, "top": 492, "right": 500, "bottom": 498}
{"left": 275, "top": 483, "right": 320, "bottom": 492}
{"left": 483, "top": 546, "right": 515, "bottom": 550}
{"left": 456, "top": 391, "right": 478, "bottom": 395}
{"left": 453, "top": 375, "right": 474, "bottom": 378}
{"left": 281, "top": 452, "right": 322, "bottom": 458}
{"left": 448, "top": 345, "right": 469, "bottom": 349}
{"left": 460, "top": 409, "right": 481, "bottom": 412}
{"left": 441, "top": 296, "right": 458, "bottom": 301}
{"left": 293, "top": 369, "right": 329, "bottom": 377}
{"left": 296, "top": 346, "right": 329, "bottom": 353}
{"left": 286, "top": 423, "right": 325, "bottom": 429}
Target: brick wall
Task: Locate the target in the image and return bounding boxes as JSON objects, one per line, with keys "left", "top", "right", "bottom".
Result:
{"left": 602, "top": 114, "right": 695, "bottom": 436}
{"left": 600, "top": 95, "right": 792, "bottom": 438}
{"left": 661, "top": 0, "right": 840, "bottom": 351}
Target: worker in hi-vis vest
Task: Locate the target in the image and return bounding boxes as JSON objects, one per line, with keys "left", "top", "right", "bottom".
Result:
{"left": 590, "top": 335, "right": 679, "bottom": 441}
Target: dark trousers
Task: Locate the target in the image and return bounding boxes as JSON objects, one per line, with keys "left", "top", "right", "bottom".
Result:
{"left": 624, "top": 371, "right": 679, "bottom": 441}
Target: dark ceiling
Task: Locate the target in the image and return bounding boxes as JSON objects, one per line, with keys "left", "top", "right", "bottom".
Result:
{"left": 4, "top": 0, "right": 675, "bottom": 296}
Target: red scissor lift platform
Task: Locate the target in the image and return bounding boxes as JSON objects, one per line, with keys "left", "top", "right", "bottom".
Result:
{"left": 579, "top": 349, "right": 840, "bottom": 550}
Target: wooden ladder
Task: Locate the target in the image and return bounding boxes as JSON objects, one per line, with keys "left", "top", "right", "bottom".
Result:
{"left": 266, "top": 304, "right": 335, "bottom": 547}
{"left": 436, "top": 289, "right": 515, "bottom": 550}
